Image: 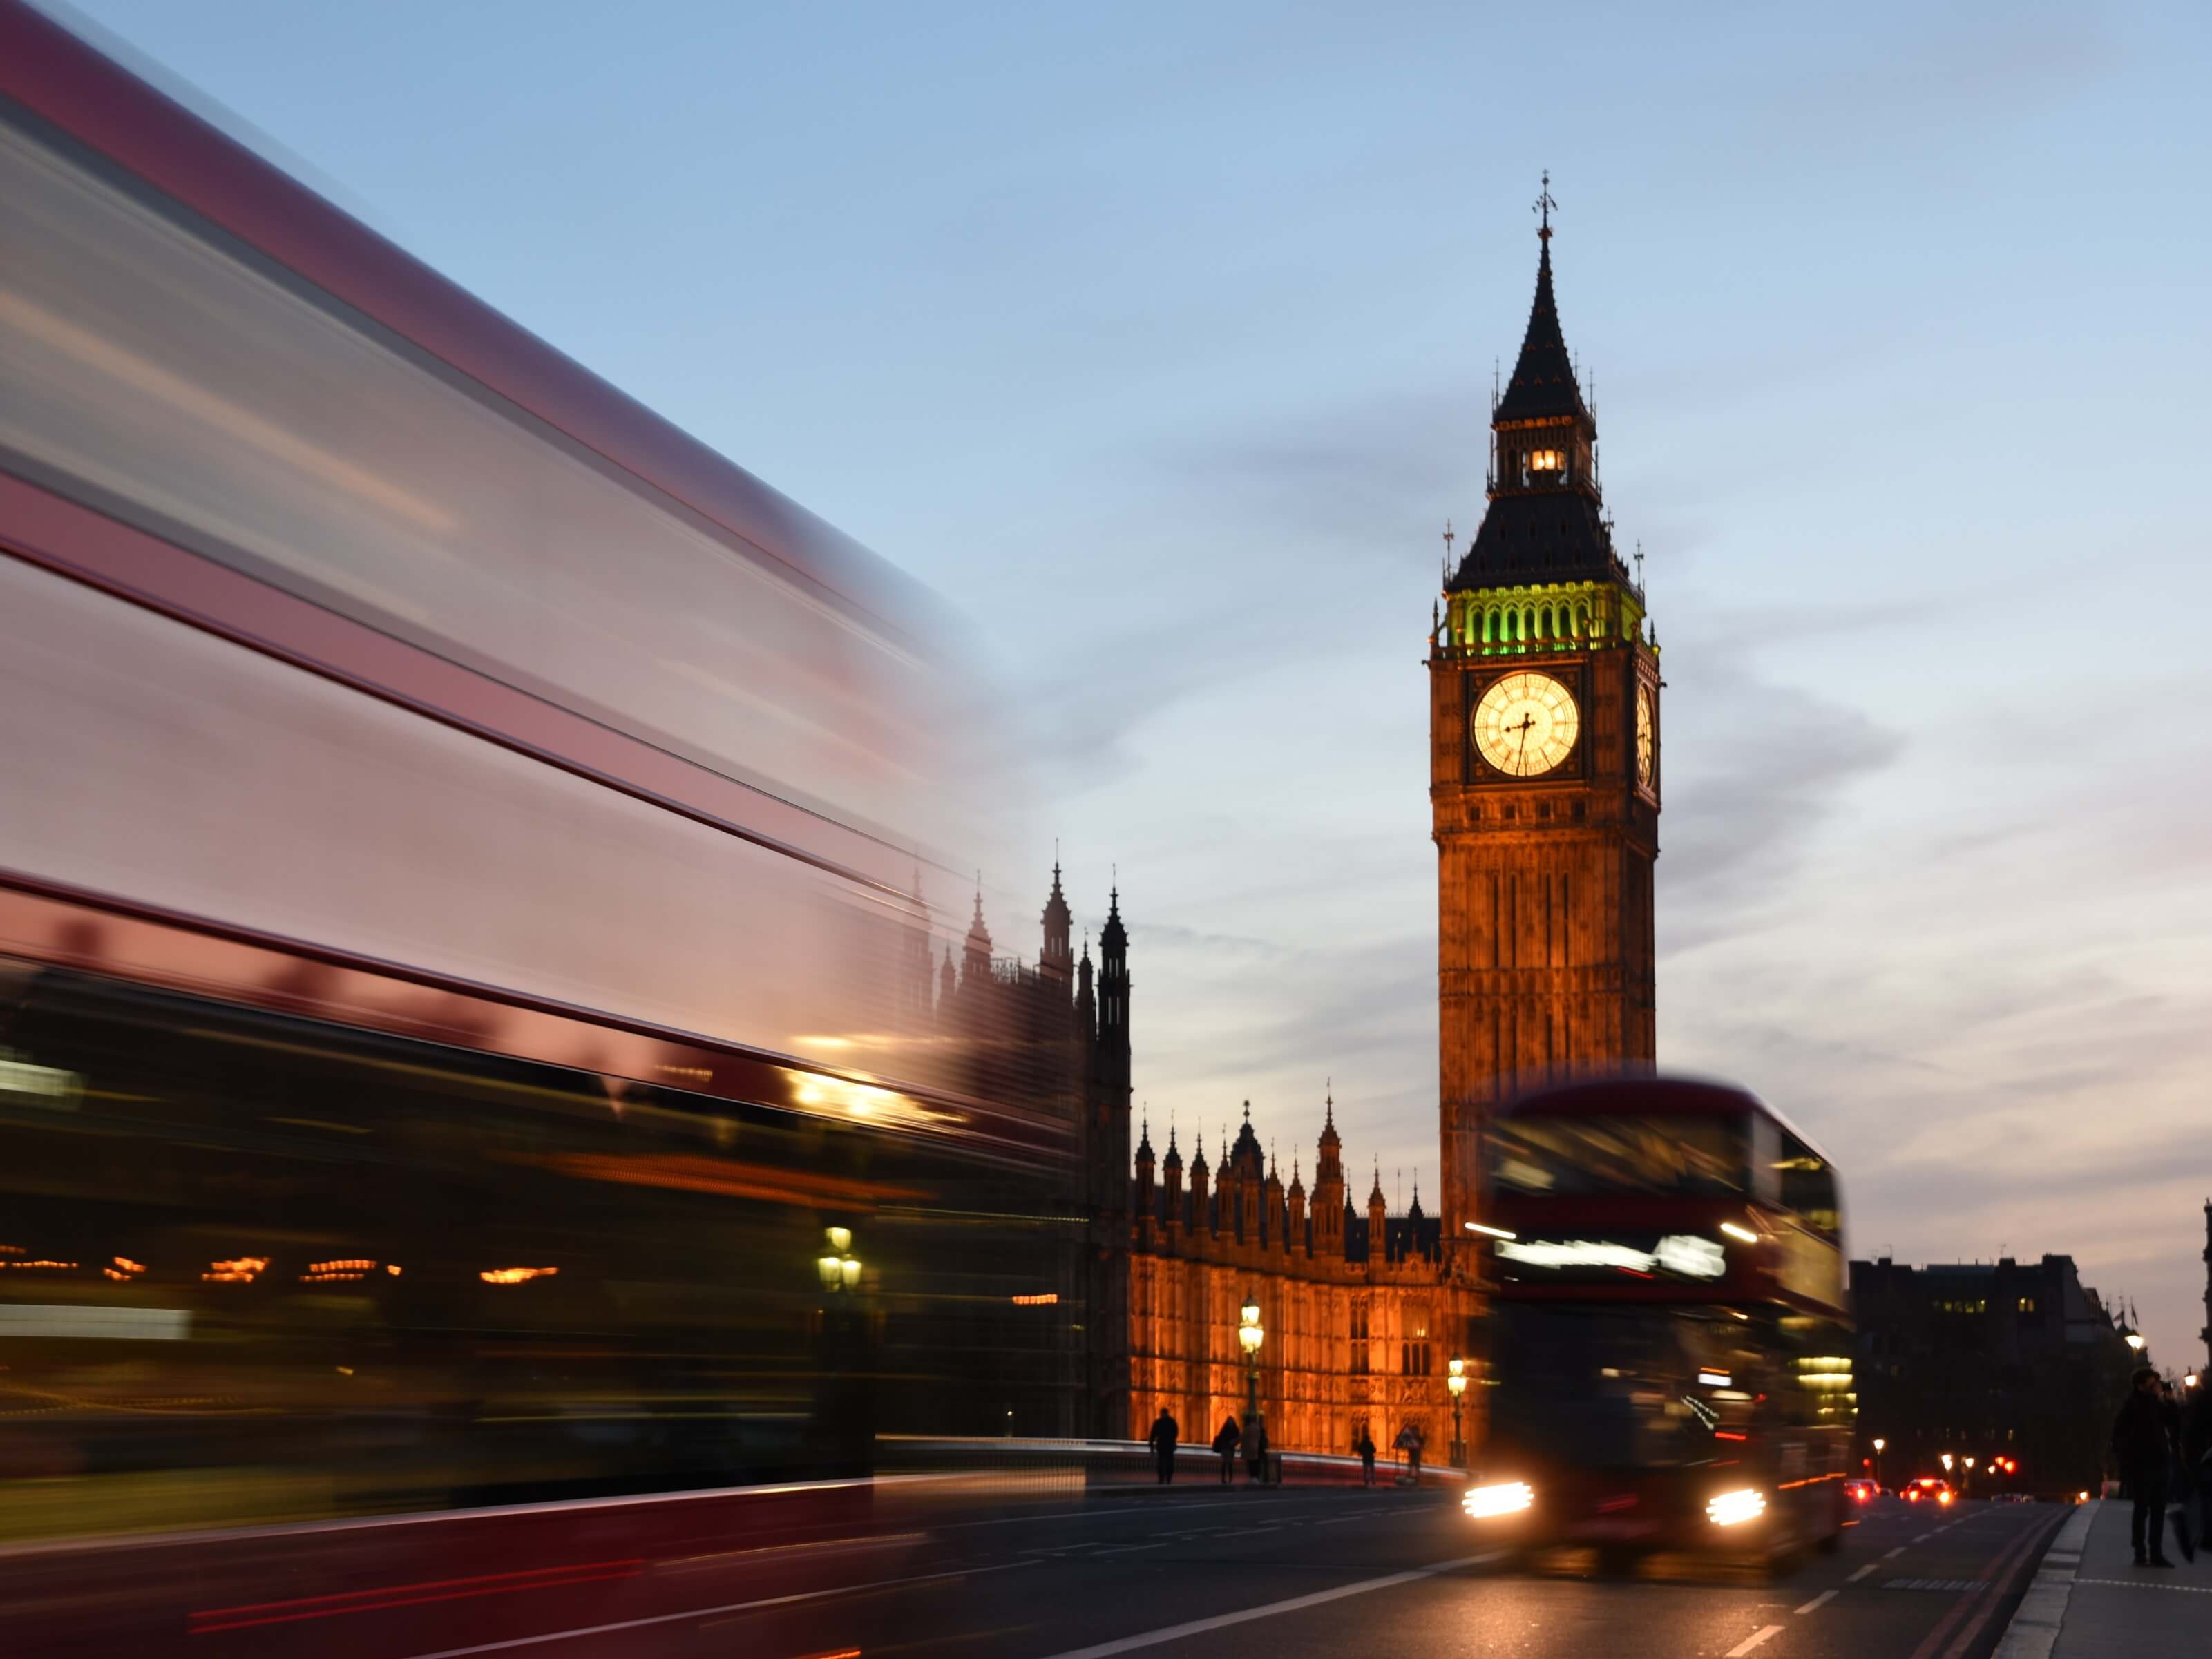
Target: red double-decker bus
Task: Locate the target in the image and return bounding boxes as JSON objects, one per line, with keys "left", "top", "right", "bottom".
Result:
{"left": 1462, "top": 1075, "right": 1853, "bottom": 1567}
{"left": 0, "top": 0, "right": 1078, "bottom": 1564}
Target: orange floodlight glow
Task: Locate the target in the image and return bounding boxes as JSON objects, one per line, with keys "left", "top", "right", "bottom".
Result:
{"left": 479, "top": 1266, "right": 560, "bottom": 1285}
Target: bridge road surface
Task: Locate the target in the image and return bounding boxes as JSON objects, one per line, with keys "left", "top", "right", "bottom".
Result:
{"left": 156, "top": 1488, "right": 2065, "bottom": 1659}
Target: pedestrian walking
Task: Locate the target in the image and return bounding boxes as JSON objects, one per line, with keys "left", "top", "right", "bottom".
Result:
{"left": 1356, "top": 1427, "right": 1377, "bottom": 1487}
{"left": 1212, "top": 1415, "right": 1241, "bottom": 1487}
{"left": 1243, "top": 1412, "right": 1270, "bottom": 1486}
{"left": 1147, "top": 1406, "right": 1179, "bottom": 1486}
{"left": 1393, "top": 1421, "right": 1425, "bottom": 1486}
{"left": 2113, "top": 1365, "right": 2176, "bottom": 1566}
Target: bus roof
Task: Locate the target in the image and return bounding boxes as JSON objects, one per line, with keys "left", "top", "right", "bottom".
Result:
{"left": 1500, "top": 1072, "right": 1840, "bottom": 1175}
{"left": 1, "top": 2, "right": 953, "bottom": 652}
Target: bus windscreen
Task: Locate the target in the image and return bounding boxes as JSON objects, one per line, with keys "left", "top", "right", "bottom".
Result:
{"left": 1490, "top": 1113, "right": 1748, "bottom": 1198}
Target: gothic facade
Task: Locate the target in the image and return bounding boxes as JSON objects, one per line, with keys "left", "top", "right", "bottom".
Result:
{"left": 1125, "top": 1100, "right": 1458, "bottom": 1460}
{"left": 932, "top": 870, "right": 1458, "bottom": 1455}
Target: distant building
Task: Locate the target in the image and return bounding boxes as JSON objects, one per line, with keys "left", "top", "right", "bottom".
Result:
{"left": 2202, "top": 1199, "right": 2211, "bottom": 1374}
{"left": 1851, "top": 1254, "right": 2137, "bottom": 1495}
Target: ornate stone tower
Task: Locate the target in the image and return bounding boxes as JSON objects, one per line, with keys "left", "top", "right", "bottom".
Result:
{"left": 1429, "top": 180, "right": 1660, "bottom": 1250}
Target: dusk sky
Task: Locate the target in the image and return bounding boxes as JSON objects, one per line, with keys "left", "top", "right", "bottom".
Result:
{"left": 59, "top": 0, "right": 2212, "bottom": 1364}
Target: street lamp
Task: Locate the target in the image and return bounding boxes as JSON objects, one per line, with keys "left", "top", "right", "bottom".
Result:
{"left": 817, "top": 1226, "right": 860, "bottom": 1293}
{"left": 1872, "top": 1437, "right": 1886, "bottom": 1489}
{"left": 1940, "top": 1452, "right": 1954, "bottom": 1473}
{"left": 1447, "top": 1357, "right": 1468, "bottom": 1468}
{"left": 1963, "top": 1454, "right": 1976, "bottom": 1493}
{"left": 2122, "top": 1326, "right": 2145, "bottom": 1353}
{"left": 1238, "top": 1294, "right": 1265, "bottom": 1439}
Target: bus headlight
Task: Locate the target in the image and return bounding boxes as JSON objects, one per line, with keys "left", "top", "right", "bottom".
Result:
{"left": 1706, "top": 1488, "right": 1766, "bottom": 1527}
{"left": 1465, "top": 1481, "right": 1534, "bottom": 1519}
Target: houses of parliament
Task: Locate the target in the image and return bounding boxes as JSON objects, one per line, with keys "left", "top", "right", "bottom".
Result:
{"left": 934, "top": 193, "right": 1660, "bottom": 1457}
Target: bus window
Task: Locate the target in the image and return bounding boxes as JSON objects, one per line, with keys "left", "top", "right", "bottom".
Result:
{"left": 1489, "top": 1113, "right": 1748, "bottom": 1198}
{"left": 1775, "top": 1131, "right": 1840, "bottom": 1238}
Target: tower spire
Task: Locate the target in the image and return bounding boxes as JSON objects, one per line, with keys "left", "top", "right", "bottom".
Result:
{"left": 1495, "top": 178, "right": 1588, "bottom": 428}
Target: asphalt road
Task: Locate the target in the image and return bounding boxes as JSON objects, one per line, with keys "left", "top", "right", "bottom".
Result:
{"left": 312, "top": 1487, "right": 2067, "bottom": 1659}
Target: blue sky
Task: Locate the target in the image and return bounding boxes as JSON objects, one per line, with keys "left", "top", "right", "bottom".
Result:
{"left": 59, "top": 0, "right": 2212, "bottom": 1365}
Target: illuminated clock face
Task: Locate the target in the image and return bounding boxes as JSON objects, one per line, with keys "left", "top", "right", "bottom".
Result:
{"left": 1636, "top": 683, "right": 1657, "bottom": 790}
{"left": 1473, "top": 671, "right": 1579, "bottom": 777}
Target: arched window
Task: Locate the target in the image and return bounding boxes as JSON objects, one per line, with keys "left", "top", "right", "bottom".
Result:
{"left": 1538, "top": 606, "right": 1552, "bottom": 639}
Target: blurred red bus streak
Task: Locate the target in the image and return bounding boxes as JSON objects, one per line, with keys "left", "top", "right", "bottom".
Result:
{"left": 0, "top": 3, "right": 917, "bottom": 639}
{"left": 0, "top": 472, "right": 900, "bottom": 898}
{"left": 188, "top": 1560, "right": 644, "bottom": 1635}
{"left": 0, "top": 879, "right": 1067, "bottom": 1162}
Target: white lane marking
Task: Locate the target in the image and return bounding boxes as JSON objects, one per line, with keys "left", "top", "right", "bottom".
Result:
{"left": 1795, "top": 1589, "right": 1838, "bottom": 1613}
{"left": 1912, "top": 1532, "right": 1934, "bottom": 1543}
{"left": 1089, "top": 1542, "right": 1167, "bottom": 1555}
{"left": 396, "top": 1560, "right": 1036, "bottom": 1659}
{"left": 1885, "top": 1546, "right": 1907, "bottom": 1559}
{"left": 1847, "top": 1564, "right": 1878, "bottom": 1582}
{"left": 1028, "top": 1552, "right": 1507, "bottom": 1659}
{"left": 1725, "top": 1626, "right": 1783, "bottom": 1658}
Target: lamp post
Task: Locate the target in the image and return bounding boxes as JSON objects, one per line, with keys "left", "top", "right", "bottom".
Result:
{"left": 1872, "top": 1436, "right": 1887, "bottom": 1490}
{"left": 1962, "top": 1454, "right": 1976, "bottom": 1496}
{"left": 1447, "top": 1357, "right": 1468, "bottom": 1468}
{"left": 1238, "top": 1294, "right": 1264, "bottom": 1439}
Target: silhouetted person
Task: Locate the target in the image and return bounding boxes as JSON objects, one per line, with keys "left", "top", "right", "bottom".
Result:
{"left": 2113, "top": 1366, "right": 2175, "bottom": 1566}
{"left": 1243, "top": 1412, "right": 1270, "bottom": 1486}
{"left": 1357, "top": 1427, "right": 1377, "bottom": 1486}
{"left": 1212, "top": 1415, "right": 1241, "bottom": 1486}
{"left": 1147, "top": 1407, "right": 1179, "bottom": 1486}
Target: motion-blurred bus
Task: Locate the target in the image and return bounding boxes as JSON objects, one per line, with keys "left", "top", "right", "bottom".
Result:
{"left": 1462, "top": 1076, "right": 1852, "bottom": 1566}
{"left": 0, "top": 0, "right": 1076, "bottom": 1548}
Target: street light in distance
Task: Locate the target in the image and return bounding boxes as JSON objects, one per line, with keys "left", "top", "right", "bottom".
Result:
{"left": 1447, "top": 1356, "right": 1468, "bottom": 1467}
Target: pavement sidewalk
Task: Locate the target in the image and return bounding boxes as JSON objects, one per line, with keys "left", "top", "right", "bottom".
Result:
{"left": 1994, "top": 1498, "right": 2211, "bottom": 1659}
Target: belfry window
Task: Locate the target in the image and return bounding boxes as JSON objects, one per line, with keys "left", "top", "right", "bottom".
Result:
{"left": 1523, "top": 447, "right": 1567, "bottom": 485}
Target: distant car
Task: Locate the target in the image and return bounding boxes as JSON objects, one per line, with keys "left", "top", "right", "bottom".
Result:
{"left": 1844, "top": 1479, "right": 1880, "bottom": 1504}
{"left": 1904, "top": 1477, "right": 1955, "bottom": 1506}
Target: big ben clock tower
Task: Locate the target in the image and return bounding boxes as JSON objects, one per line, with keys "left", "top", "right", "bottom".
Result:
{"left": 1431, "top": 180, "right": 1659, "bottom": 1252}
